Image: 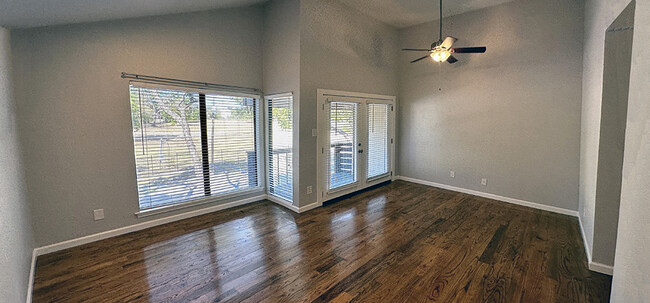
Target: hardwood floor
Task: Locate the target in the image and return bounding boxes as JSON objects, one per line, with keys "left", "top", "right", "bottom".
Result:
{"left": 33, "top": 181, "right": 612, "bottom": 302}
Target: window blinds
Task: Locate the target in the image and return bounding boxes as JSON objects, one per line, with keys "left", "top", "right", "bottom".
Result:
{"left": 205, "top": 94, "right": 259, "bottom": 196}
{"left": 130, "top": 84, "right": 260, "bottom": 210}
{"left": 367, "top": 103, "right": 390, "bottom": 178}
{"left": 328, "top": 102, "right": 358, "bottom": 190}
{"left": 267, "top": 94, "right": 293, "bottom": 201}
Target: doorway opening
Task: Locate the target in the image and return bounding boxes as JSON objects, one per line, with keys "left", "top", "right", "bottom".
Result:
{"left": 316, "top": 89, "right": 396, "bottom": 204}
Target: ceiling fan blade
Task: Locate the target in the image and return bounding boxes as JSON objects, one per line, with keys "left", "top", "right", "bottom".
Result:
{"left": 402, "top": 48, "right": 431, "bottom": 51}
{"left": 447, "top": 55, "right": 458, "bottom": 64}
{"left": 410, "top": 56, "right": 429, "bottom": 63}
{"left": 452, "top": 46, "right": 487, "bottom": 53}
{"left": 441, "top": 36, "right": 457, "bottom": 49}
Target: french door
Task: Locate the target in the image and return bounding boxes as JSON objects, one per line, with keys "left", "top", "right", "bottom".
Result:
{"left": 317, "top": 89, "right": 396, "bottom": 203}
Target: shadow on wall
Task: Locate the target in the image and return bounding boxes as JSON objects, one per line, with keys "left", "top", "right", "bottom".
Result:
{"left": 304, "top": 0, "right": 394, "bottom": 68}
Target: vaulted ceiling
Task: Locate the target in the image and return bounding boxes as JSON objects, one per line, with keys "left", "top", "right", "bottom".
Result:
{"left": 0, "top": 0, "right": 515, "bottom": 29}
{"left": 0, "top": 0, "right": 267, "bottom": 28}
{"left": 339, "top": 0, "right": 516, "bottom": 28}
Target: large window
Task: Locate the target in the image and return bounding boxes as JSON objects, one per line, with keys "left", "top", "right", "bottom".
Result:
{"left": 130, "top": 83, "right": 261, "bottom": 211}
{"left": 266, "top": 94, "right": 294, "bottom": 202}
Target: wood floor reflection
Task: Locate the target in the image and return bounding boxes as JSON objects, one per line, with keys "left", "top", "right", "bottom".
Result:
{"left": 32, "top": 181, "right": 612, "bottom": 302}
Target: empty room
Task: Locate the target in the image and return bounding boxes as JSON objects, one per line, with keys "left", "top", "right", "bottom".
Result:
{"left": 1, "top": 0, "right": 648, "bottom": 302}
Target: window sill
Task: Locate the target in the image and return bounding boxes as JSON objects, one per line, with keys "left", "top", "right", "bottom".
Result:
{"left": 134, "top": 187, "right": 265, "bottom": 218}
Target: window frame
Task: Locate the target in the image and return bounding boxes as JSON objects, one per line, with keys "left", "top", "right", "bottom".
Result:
{"left": 129, "top": 81, "right": 265, "bottom": 217}
{"left": 264, "top": 92, "right": 295, "bottom": 204}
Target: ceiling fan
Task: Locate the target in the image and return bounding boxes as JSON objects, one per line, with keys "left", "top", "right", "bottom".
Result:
{"left": 402, "top": 0, "right": 486, "bottom": 64}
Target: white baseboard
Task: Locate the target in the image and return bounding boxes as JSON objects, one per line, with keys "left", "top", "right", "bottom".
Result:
{"left": 396, "top": 176, "right": 578, "bottom": 217}
{"left": 578, "top": 215, "right": 593, "bottom": 264}
{"left": 298, "top": 201, "right": 322, "bottom": 213}
{"left": 266, "top": 195, "right": 322, "bottom": 214}
{"left": 27, "top": 193, "right": 325, "bottom": 301}
{"left": 33, "top": 194, "right": 266, "bottom": 256}
{"left": 577, "top": 215, "right": 614, "bottom": 276}
{"left": 31, "top": 192, "right": 325, "bottom": 258}
{"left": 397, "top": 176, "right": 615, "bottom": 276}
{"left": 26, "top": 250, "right": 36, "bottom": 303}
{"left": 589, "top": 261, "right": 614, "bottom": 275}
{"left": 267, "top": 195, "right": 300, "bottom": 212}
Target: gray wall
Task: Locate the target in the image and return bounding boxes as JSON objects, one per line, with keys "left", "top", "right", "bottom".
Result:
{"left": 398, "top": 0, "right": 584, "bottom": 211}
{"left": 262, "top": 0, "right": 301, "bottom": 204}
{"left": 579, "top": 0, "right": 632, "bottom": 259}
{"left": 0, "top": 27, "right": 33, "bottom": 303}
{"left": 298, "top": 0, "right": 399, "bottom": 206}
{"left": 12, "top": 7, "right": 265, "bottom": 247}
{"left": 611, "top": 0, "right": 650, "bottom": 300}
{"left": 592, "top": 1, "right": 634, "bottom": 266}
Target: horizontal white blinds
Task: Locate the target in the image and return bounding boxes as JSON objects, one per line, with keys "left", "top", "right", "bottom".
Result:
{"left": 367, "top": 103, "right": 390, "bottom": 178}
{"left": 130, "top": 85, "right": 260, "bottom": 210}
{"left": 328, "top": 101, "right": 358, "bottom": 190}
{"left": 267, "top": 95, "right": 293, "bottom": 201}
{"left": 205, "top": 94, "right": 259, "bottom": 197}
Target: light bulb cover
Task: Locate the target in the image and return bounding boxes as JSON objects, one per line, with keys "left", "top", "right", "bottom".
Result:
{"left": 430, "top": 48, "right": 452, "bottom": 62}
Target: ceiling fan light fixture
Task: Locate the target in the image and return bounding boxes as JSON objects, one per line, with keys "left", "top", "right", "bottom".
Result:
{"left": 402, "top": 0, "right": 486, "bottom": 64}
{"left": 430, "top": 48, "right": 452, "bottom": 62}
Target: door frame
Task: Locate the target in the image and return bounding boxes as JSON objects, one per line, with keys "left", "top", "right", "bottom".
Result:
{"left": 316, "top": 89, "right": 396, "bottom": 205}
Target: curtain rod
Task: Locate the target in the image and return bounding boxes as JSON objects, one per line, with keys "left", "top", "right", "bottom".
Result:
{"left": 606, "top": 26, "right": 633, "bottom": 32}
{"left": 121, "top": 72, "right": 263, "bottom": 94}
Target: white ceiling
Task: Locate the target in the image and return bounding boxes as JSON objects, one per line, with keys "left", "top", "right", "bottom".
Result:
{"left": 339, "top": 0, "right": 516, "bottom": 28}
{"left": 0, "top": 0, "right": 268, "bottom": 28}
{"left": 0, "top": 0, "right": 515, "bottom": 29}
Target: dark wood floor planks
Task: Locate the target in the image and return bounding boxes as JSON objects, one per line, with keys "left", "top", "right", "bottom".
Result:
{"left": 32, "top": 181, "right": 612, "bottom": 302}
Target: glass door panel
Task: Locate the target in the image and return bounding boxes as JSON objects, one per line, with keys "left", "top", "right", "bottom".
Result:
{"left": 328, "top": 101, "right": 358, "bottom": 190}
{"left": 367, "top": 103, "right": 390, "bottom": 179}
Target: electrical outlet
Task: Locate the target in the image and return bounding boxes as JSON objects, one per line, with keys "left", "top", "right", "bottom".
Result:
{"left": 450, "top": 171, "right": 455, "bottom": 178}
{"left": 481, "top": 178, "right": 488, "bottom": 186}
{"left": 93, "top": 209, "right": 105, "bottom": 221}
{"left": 312, "top": 129, "right": 318, "bottom": 137}
{"left": 306, "top": 186, "right": 313, "bottom": 194}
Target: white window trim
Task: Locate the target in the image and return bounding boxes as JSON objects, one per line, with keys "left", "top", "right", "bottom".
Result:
{"left": 134, "top": 187, "right": 265, "bottom": 218}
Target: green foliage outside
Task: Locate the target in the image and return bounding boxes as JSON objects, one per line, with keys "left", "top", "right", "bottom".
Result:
{"left": 130, "top": 88, "right": 199, "bottom": 130}
{"left": 231, "top": 100, "right": 255, "bottom": 120}
{"left": 130, "top": 88, "right": 260, "bottom": 130}
{"left": 273, "top": 107, "right": 292, "bottom": 130}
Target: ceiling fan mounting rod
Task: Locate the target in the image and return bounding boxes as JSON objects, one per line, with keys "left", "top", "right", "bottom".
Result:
{"left": 439, "top": 0, "right": 443, "bottom": 42}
